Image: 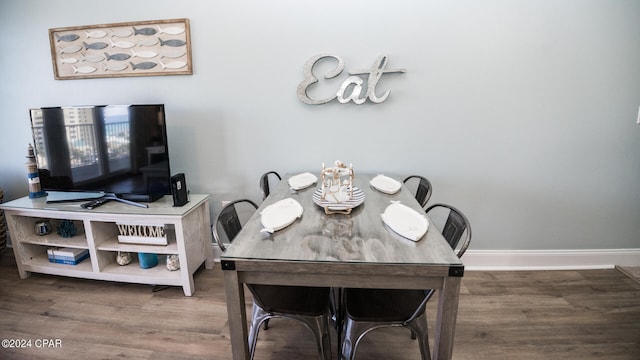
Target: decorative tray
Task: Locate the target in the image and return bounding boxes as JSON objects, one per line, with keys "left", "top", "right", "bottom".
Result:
{"left": 312, "top": 187, "right": 365, "bottom": 214}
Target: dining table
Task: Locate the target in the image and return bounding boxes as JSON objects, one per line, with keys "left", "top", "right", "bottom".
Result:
{"left": 221, "top": 173, "right": 464, "bottom": 360}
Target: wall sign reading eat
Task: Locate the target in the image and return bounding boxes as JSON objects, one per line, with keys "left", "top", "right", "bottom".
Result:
{"left": 297, "top": 54, "right": 406, "bottom": 105}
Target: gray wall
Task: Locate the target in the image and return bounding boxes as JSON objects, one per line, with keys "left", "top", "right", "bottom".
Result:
{"left": 1, "top": 0, "right": 639, "bottom": 251}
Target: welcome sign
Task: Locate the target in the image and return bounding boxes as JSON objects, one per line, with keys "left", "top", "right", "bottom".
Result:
{"left": 117, "top": 223, "right": 167, "bottom": 245}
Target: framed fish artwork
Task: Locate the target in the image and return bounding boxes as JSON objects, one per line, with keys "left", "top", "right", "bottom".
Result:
{"left": 49, "top": 18, "right": 192, "bottom": 79}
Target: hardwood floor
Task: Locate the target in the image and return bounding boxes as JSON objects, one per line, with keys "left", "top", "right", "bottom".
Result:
{"left": 1, "top": 248, "right": 639, "bottom": 360}
{"left": 617, "top": 266, "right": 640, "bottom": 285}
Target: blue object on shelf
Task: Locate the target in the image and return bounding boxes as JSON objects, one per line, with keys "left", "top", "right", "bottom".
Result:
{"left": 56, "top": 219, "right": 77, "bottom": 238}
{"left": 138, "top": 253, "right": 158, "bottom": 269}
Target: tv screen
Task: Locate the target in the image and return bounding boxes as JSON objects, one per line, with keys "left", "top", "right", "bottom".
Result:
{"left": 30, "top": 104, "right": 171, "bottom": 203}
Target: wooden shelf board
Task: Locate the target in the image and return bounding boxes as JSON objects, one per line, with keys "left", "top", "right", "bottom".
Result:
{"left": 97, "top": 237, "right": 178, "bottom": 254}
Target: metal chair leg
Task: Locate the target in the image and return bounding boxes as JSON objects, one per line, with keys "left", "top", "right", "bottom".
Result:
{"left": 248, "top": 303, "right": 271, "bottom": 360}
{"left": 406, "top": 312, "right": 431, "bottom": 360}
{"left": 249, "top": 302, "right": 333, "bottom": 360}
{"left": 341, "top": 315, "right": 431, "bottom": 360}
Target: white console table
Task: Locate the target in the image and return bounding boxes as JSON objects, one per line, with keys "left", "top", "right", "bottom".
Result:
{"left": 0, "top": 194, "right": 212, "bottom": 296}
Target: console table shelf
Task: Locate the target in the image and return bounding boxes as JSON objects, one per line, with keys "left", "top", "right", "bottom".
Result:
{"left": 97, "top": 237, "right": 179, "bottom": 254}
{"left": 0, "top": 194, "right": 212, "bottom": 296}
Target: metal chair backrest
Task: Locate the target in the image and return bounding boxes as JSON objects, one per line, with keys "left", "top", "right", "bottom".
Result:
{"left": 403, "top": 175, "right": 432, "bottom": 208}
{"left": 426, "top": 203, "right": 472, "bottom": 258}
{"left": 260, "top": 171, "right": 282, "bottom": 200}
{"left": 212, "top": 199, "right": 259, "bottom": 252}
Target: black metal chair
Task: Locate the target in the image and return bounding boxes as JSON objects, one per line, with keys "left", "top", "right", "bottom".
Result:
{"left": 212, "top": 199, "right": 332, "bottom": 360}
{"left": 259, "top": 171, "right": 281, "bottom": 200}
{"left": 403, "top": 175, "right": 433, "bottom": 208}
{"left": 339, "top": 203, "right": 471, "bottom": 360}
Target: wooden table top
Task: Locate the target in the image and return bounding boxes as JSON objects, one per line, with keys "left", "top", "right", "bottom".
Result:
{"left": 222, "top": 174, "right": 462, "bottom": 268}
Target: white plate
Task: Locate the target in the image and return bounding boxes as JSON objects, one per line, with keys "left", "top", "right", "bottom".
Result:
{"left": 260, "top": 198, "right": 303, "bottom": 233}
{"left": 312, "top": 187, "right": 365, "bottom": 214}
{"left": 370, "top": 174, "right": 402, "bottom": 194}
{"left": 288, "top": 172, "right": 318, "bottom": 190}
{"left": 381, "top": 201, "right": 429, "bottom": 241}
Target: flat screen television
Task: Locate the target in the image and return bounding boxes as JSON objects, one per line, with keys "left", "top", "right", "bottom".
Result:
{"left": 29, "top": 104, "right": 171, "bottom": 204}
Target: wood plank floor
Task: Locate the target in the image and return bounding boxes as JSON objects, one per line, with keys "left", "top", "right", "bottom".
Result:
{"left": 617, "top": 266, "right": 640, "bottom": 285}
{"left": 1, "top": 248, "right": 639, "bottom": 360}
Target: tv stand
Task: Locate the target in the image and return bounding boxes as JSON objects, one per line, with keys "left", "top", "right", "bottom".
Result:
{"left": 81, "top": 193, "right": 148, "bottom": 210}
{"left": 0, "top": 194, "right": 213, "bottom": 296}
{"left": 120, "top": 193, "right": 164, "bottom": 203}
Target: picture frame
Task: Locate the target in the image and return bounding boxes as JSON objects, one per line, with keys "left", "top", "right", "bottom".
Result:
{"left": 49, "top": 18, "right": 192, "bottom": 80}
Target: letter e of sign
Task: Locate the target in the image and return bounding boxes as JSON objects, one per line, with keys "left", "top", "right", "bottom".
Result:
{"left": 297, "top": 55, "right": 345, "bottom": 105}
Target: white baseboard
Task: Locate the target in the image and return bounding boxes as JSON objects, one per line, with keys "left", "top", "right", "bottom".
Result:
{"left": 208, "top": 244, "right": 640, "bottom": 271}
{"left": 462, "top": 249, "right": 640, "bottom": 271}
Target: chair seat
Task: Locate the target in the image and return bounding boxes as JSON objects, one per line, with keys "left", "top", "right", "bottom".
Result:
{"left": 345, "top": 288, "right": 426, "bottom": 321}
{"left": 250, "top": 285, "right": 330, "bottom": 316}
